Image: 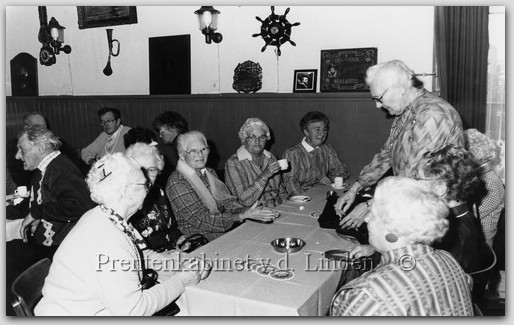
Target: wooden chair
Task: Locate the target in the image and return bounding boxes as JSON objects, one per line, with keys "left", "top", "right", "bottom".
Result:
{"left": 11, "top": 258, "right": 51, "bottom": 316}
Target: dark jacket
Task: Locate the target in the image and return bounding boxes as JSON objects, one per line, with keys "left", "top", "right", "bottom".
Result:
{"left": 31, "top": 154, "right": 96, "bottom": 246}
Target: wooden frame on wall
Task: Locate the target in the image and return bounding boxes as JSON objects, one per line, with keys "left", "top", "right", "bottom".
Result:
{"left": 77, "top": 6, "right": 138, "bottom": 29}
{"left": 293, "top": 69, "right": 317, "bottom": 93}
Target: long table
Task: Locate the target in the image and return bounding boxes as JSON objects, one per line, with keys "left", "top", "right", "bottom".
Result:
{"left": 175, "top": 184, "right": 357, "bottom": 316}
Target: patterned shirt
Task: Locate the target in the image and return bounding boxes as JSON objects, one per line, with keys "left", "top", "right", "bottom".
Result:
{"left": 358, "top": 89, "right": 464, "bottom": 187}
{"left": 283, "top": 139, "right": 349, "bottom": 196}
{"left": 477, "top": 168, "right": 505, "bottom": 247}
{"left": 331, "top": 244, "right": 474, "bottom": 316}
{"left": 165, "top": 168, "right": 245, "bottom": 242}
{"left": 224, "top": 147, "right": 288, "bottom": 208}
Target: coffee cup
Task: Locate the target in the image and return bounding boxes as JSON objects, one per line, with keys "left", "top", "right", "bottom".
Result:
{"left": 334, "top": 177, "right": 344, "bottom": 188}
{"left": 14, "top": 186, "right": 28, "bottom": 197}
{"left": 278, "top": 159, "right": 288, "bottom": 170}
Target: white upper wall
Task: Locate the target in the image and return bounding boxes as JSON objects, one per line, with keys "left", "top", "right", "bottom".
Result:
{"left": 5, "top": 6, "right": 434, "bottom": 96}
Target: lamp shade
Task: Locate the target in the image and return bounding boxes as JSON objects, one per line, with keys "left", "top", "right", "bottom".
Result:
{"left": 48, "top": 17, "right": 65, "bottom": 43}
{"left": 194, "top": 6, "right": 220, "bottom": 31}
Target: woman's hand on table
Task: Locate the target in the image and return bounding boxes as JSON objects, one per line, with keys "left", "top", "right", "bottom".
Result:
{"left": 349, "top": 245, "right": 376, "bottom": 259}
{"left": 339, "top": 202, "right": 368, "bottom": 229}
{"left": 177, "top": 259, "right": 203, "bottom": 287}
{"left": 239, "top": 201, "right": 279, "bottom": 222}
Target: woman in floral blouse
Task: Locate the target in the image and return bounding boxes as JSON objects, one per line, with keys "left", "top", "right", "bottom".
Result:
{"left": 126, "top": 142, "right": 185, "bottom": 252}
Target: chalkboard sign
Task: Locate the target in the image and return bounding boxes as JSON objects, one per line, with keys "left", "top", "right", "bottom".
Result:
{"left": 320, "top": 47, "right": 377, "bottom": 92}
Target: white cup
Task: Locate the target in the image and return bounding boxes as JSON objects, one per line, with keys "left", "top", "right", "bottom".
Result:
{"left": 14, "top": 186, "right": 28, "bottom": 197}
{"left": 334, "top": 177, "right": 344, "bottom": 188}
{"left": 278, "top": 159, "right": 289, "bottom": 170}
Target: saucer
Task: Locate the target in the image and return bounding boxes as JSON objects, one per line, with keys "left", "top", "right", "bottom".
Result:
{"left": 289, "top": 195, "right": 311, "bottom": 203}
{"left": 331, "top": 183, "right": 348, "bottom": 190}
{"left": 269, "top": 269, "right": 294, "bottom": 280}
{"left": 310, "top": 211, "right": 321, "bottom": 219}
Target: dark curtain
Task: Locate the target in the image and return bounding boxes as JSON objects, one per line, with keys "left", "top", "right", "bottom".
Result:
{"left": 434, "top": 6, "right": 489, "bottom": 131}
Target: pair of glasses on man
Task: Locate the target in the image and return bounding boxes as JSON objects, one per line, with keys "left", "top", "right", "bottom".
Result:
{"left": 130, "top": 180, "right": 152, "bottom": 193}
{"left": 100, "top": 119, "right": 116, "bottom": 126}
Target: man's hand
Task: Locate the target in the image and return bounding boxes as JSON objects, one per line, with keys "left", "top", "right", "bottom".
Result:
{"left": 20, "top": 213, "right": 37, "bottom": 242}
{"left": 335, "top": 183, "right": 361, "bottom": 217}
{"left": 339, "top": 202, "right": 368, "bottom": 229}
{"left": 349, "top": 245, "right": 376, "bottom": 259}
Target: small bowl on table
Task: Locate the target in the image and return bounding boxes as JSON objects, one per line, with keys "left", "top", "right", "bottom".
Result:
{"left": 271, "top": 237, "right": 306, "bottom": 254}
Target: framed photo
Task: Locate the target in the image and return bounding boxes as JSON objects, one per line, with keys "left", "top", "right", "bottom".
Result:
{"left": 293, "top": 69, "right": 317, "bottom": 93}
{"left": 77, "top": 6, "right": 138, "bottom": 30}
{"left": 320, "top": 47, "right": 377, "bottom": 92}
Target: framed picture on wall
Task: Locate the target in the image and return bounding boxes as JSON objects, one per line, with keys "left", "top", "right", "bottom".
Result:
{"left": 77, "top": 6, "right": 138, "bottom": 29}
{"left": 293, "top": 69, "right": 317, "bottom": 93}
{"left": 320, "top": 47, "right": 377, "bottom": 92}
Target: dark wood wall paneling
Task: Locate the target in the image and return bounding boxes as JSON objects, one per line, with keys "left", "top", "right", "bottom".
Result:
{"left": 6, "top": 93, "right": 393, "bottom": 179}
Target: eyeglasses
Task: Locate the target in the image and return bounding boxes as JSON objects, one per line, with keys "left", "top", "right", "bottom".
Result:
{"left": 186, "top": 147, "right": 210, "bottom": 157}
{"left": 371, "top": 88, "right": 389, "bottom": 104}
{"left": 100, "top": 119, "right": 116, "bottom": 126}
{"left": 247, "top": 135, "right": 267, "bottom": 143}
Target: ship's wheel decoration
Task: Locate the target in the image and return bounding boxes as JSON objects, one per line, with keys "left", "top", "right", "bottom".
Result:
{"left": 252, "top": 6, "right": 300, "bottom": 56}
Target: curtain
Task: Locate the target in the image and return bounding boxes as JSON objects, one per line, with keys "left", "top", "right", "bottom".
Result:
{"left": 434, "top": 6, "right": 489, "bottom": 131}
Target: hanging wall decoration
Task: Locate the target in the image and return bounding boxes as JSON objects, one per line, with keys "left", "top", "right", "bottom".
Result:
{"left": 232, "top": 60, "right": 262, "bottom": 93}
{"left": 252, "top": 6, "right": 300, "bottom": 56}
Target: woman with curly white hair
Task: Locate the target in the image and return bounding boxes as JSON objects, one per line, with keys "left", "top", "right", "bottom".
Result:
{"left": 35, "top": 153, "right": 207, "bottom": 316}
{"left": 224, "top": 117, "right": 287, "bottom": 207}
{"left": 331, "top": 176, "right": 473, "bottom": 316}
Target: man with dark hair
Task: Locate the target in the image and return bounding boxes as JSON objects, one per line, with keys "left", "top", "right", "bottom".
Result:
{"left": 7, "top": 126, "right": 95, "bottom": 315}
{"left": 152, "top": 111, "right": 189, "bottom": 186}
{"left": 81, "top": 107, "right": 131, "bottom": 166}
{"left": 282, "top": 111, "right": 349, "bottom": 196}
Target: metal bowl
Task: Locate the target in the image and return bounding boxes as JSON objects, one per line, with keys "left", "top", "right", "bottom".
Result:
{"left": 271, "top": 237, "right": 306, "bottom": 254}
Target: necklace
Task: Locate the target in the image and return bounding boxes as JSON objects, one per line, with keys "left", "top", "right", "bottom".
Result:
{"left": 99, "top": 204, "right": 146, "bottom": 248}
{"left": 387, "top": 106, "right": 415, "bottom": 151}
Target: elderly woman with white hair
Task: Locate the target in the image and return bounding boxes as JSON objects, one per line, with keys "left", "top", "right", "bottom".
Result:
{"left": 125, "top": 142, "right": 187, "bottom": 252}
{"left": 224, "top": 117, "right": 287, "bottom": 208}
{"left": 331, "top": 176, "right": 473, "bottom": 316}
{"left": 166, "top": 131, "right": 278, "bottom": 242}
{"left": 35, "top": 153, "right": 206, "bottom": 316}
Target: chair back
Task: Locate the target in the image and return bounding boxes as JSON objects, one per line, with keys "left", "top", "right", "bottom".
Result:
{"left": 11, "top": 258, "right": 52, "bottom": 316}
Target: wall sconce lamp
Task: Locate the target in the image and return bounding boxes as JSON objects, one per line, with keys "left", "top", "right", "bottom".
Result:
{"left": 194, "top": 6, "right": 223, "bottom": 44}
{"left": 47, "top": 17, "right": 72, "bottom": 55}
{"left": 38, "top": 6, "right": 71, "bottom": 66}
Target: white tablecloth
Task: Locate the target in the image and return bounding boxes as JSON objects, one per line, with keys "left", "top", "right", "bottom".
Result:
{"left": 176, "top": 184, "right": 356, "bottom": 316}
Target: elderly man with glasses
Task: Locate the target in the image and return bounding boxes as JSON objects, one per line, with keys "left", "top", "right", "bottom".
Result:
{"left": 335, "top": 60, "right": 464, "bottom": 230}
{"left": 81, "top": 107, "right": 131, "bottom": 166}
{"left": 166, "top": 131, "right": 278, "bottom": 242}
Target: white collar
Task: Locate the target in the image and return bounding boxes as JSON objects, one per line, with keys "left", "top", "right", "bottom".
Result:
{"left": 301, "top": 137, "right": 317, "bottom": 152}
{"left": 37, "top": 151, "right": 61, "bottom": 173}
{"left": 236, "top": 146, "right": 271, "bottom": 161}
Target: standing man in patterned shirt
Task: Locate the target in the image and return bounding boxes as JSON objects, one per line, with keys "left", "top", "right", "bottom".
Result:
{"left": 336, "top": 60, "right": 464, "bottom": 229}
{"left": 282, "top": 111, "right": 350, "bottom": 196}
